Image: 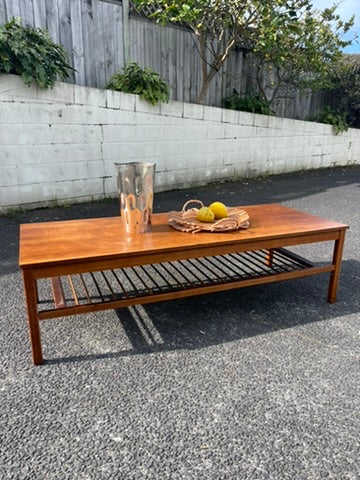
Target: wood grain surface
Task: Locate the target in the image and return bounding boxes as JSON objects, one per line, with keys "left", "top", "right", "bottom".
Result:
{"left": 19, "top": 204, "right": 348, "bottom": 269}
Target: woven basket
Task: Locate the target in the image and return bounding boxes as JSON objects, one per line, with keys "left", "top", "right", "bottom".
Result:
{"left": 168, "top": 200, "right": 250, "bottom": 233}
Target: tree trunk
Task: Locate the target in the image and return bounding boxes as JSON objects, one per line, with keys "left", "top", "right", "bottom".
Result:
{"left": 197, "top": 36, "right": 236, "bottom": 104}
{"left": 198, "top": 69, "right": 218, "bottom": 104}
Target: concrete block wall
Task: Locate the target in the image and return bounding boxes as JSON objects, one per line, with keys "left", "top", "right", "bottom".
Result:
{"left": 1, "top": 74, "right": 359, "bottom": 212}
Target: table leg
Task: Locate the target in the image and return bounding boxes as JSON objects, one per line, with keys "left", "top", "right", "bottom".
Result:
{"left": 327, "top": 229, "right": 346, "bottom": 304}
{"left": 23, "top": 270, "right": 43, "bottom": 365}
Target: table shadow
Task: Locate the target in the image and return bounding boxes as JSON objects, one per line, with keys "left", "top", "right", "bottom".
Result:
{"left": 45, "top": 258, "right": 360, "bottom": 365}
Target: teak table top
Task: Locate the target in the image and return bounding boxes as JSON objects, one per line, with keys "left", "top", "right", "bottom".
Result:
{"left": 19, "top": 204, "right": 348, "bottom": 270}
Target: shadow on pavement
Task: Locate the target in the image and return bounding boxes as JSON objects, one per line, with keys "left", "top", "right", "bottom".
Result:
{"left": 45, "top": 259, "right": 360, "bottom": 365}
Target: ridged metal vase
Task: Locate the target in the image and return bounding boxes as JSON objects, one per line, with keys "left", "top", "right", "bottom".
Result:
{"left": 115, "top": 162, "right": 156, "bottom": 234}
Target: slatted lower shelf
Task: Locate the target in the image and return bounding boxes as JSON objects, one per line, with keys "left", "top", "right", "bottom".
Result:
{"left": 36, "top": 247, "right": 333, "bottom": 319}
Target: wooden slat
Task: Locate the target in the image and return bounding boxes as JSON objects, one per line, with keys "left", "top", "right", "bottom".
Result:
{"left": 150, "top": 263, "right": 173, "bottom": 288}
{"left": 222, "top": 253, "right": 256, "bottom": 278}
{"left": 4, "top": 0, "right": 20, "bottom": 19}
{"left": 93, "top": 0, "right": 106, "bottom": 87}
{"left": 175, "top": 28, "right": 184, "bottom": 102}
{"left": 0, "top": 0, "right": 8, "bottom": 22}
{"left": 45, "top": 0, "right": 59, "bottom": 43}
{"left": 111, "top": 1, "right": 124, "bottom": 73}
{"left": 182, "top": 30, "right": 191, "bottom": 103}
{"left": 138, "top": 265, "right": 162, "bottom": 291}
{"left": 129, "top": 267, "right": 152, "bottom": 295}
{"left": 276, "top": 248, "right": 314, "bottom": 268}
{"left": 152, "top": 23, "right": 161, "bottom": 78}
{"left": 228, "top": 252, "right": 263, "bottom": 277}
{"left": 79, "top": 273, "right": 92, "bottom": 303}
{"left": 121, "top": 268, "right": 140, "bottom": 295}
{"left": 33, "top": 0, "right": 46, "bottom": 27}
{"left": 128, "top": 13, "right": 136, "bottom": 63}
{"left": 67, "top": 275, "right": 79, "bottom": 305}
{"left": 144, "top": 20, "right": 153, "bottom": 68}
{"left": 178, "top": 259, "right": 205, "bottom": 284}
{"left": 90, "top": 272, "right": 105, "bottom": 302}
{"left": 100, "top": 271, "right": 117, "bottom": 299}
{"left": 244, "top": 251, "right": 286, "bottom": 274}
{"left": 80, "top": 0, "right": 94, "bottom": 86}
{"left": 58, "top": 0, "right": 75, "bottom": 83}
{"left": 168, "top": 26, "right": 177, "bottom": 100}
{"left": 110, "top": 269, "right": 129, "bottom": 298}
{"left": 190, "top": 257, "right": 223, "bottom": 281}
{"left": 50, "top": 277, "right": 67, "bottom": 309}
{"left": 19, "top": 0, "right": 34, "bottom": 25}
{"left": 136, "top": 19, "right": 145, "bottom": 67}
{"left": 102, "top": 0, "right": 117, "bottom": 82}
{"left": 190, "top": 34, "right": 198, "bottom": 103}
{"left": 70, "top": 0, "right": 86, "bottom": 86}
{"left": 203, "top": 255, "right": 237, "bottom": 279}
{"left": 38, "top": 264, "right": 335, "bottom": 321}
{"left": 158, "top": 262, "right": 184, "bottom": 286}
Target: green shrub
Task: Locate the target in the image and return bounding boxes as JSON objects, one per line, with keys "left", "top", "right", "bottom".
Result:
{"left": 106, "top": 62, "right": 169, "bottom": 105}
{"left": 0, "top": 18, "right": 73, "bottom": 88}
{"left": 308, "top": 106, "right": 348, "bottom": 134}
{"left": 331, "top": 55, "right": 360, "bottom": 129}
{"left": 222, "top": 89, "right": 273, "bottom": 115}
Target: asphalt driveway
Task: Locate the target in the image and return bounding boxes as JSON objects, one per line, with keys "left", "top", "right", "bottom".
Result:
{"left": 1, "top": 166, "right": 359, "bottom": 479}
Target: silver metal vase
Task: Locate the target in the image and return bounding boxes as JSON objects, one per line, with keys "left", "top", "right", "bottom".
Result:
{"left": 115, "top": 162, "right": 156, "bottom": 234}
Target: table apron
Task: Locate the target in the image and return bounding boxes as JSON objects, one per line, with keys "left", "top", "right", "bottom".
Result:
{"left": 23, "top": 230, "right": 343, "bottom": 280}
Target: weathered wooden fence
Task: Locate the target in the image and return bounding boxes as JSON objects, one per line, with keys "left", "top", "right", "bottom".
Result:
{"left": 0, "top": 0, "right": 326, "bottom": 119}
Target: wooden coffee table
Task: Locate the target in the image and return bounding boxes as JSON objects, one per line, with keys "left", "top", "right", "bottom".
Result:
{"left": 19, "top": 204, "right": 348, "bottom": 365}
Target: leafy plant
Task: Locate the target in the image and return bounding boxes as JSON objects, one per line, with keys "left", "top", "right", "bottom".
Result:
{"left": 106, "top": 62, "right": 169, "bottom": 105}
{"left": 328, "top": 55, "right": 360, "bottom": 129}
{"left": 308, "top": 106, "right": 348, "bottom": 134}
{"left": 133, "top": 0, "right": 354, "bottom": 105}
{"left": 0, "top": 17, "right": 73, "bottom": 88}
{"left": 222, "top": 89, "right": 273, "bottom": 115}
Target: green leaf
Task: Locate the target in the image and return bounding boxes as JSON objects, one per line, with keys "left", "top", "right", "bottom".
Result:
{"left": 0, "top": 17, "right": 73, "bottom": 89}
{"left": 105, "top": 62, "right": 169, "bottom": 105}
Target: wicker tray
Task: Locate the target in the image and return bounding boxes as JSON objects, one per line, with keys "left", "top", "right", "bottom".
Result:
{"left": 168, "top": 200, "right": 250, "bottom": 233}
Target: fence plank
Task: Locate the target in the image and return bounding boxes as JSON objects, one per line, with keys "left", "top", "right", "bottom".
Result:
{"left": 0, "top": 0, "right": 7, "bottom": 22}
{"left": 176, "top": 28, "right": 184, "bottom": 102}
{"left": 190, "top": 34, "right": 198, "bottom": 103}
{"left": 70, "top": 0, "right": 85, "bottom": 86}
{"left": 45, "top": 0, "right": 59, "bottom": 43}
{"left": 168, "top": 27, "right": 177, "bottom": 100}
{"left": 0, "top": 0, "right": 326, "bottom": 120}
{"left": 102, "top": 1, "right": 117, "bottom": 82}
{"left": 159, "top": 25, "right": 168, "bottom": 88}
{"left": 111, "top": 2, "right": 124, "bottom": 74}
{"left": 58, "top": 0, "right": 75, "bottom": 83}
{"left": 33, "top": 0, "right": 46, "bottom": 28}
{"left": 151, "top": 22, "right": 161, "bottom": 76}
{"left": 182, "top": 31, "right": 191, "bottom": 103}
{"left": 144, "top": 20, "right": 153, "bottom": 69}
{"left": 4, "top": 0, "right": 21, "bottom": 19}
{"left": 81, "top": 0, "right": 96, "bottom": 87}
{"left": 20, "top": 0, "right": 34, "bottom": 25}
{"left": 94, "top": 0, "right": 106, "bottom": 88}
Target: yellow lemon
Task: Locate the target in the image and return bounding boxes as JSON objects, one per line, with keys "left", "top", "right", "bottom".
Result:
{"left": 196, "top": 206, "right": 215, "bottom": 223}
{"left": 209, "top": 201, "right": 228, "bottom": 219}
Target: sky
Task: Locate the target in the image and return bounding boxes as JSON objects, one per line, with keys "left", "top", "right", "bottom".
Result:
{"left": 311, "top": 0, "right": 360, "bottom": 53}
